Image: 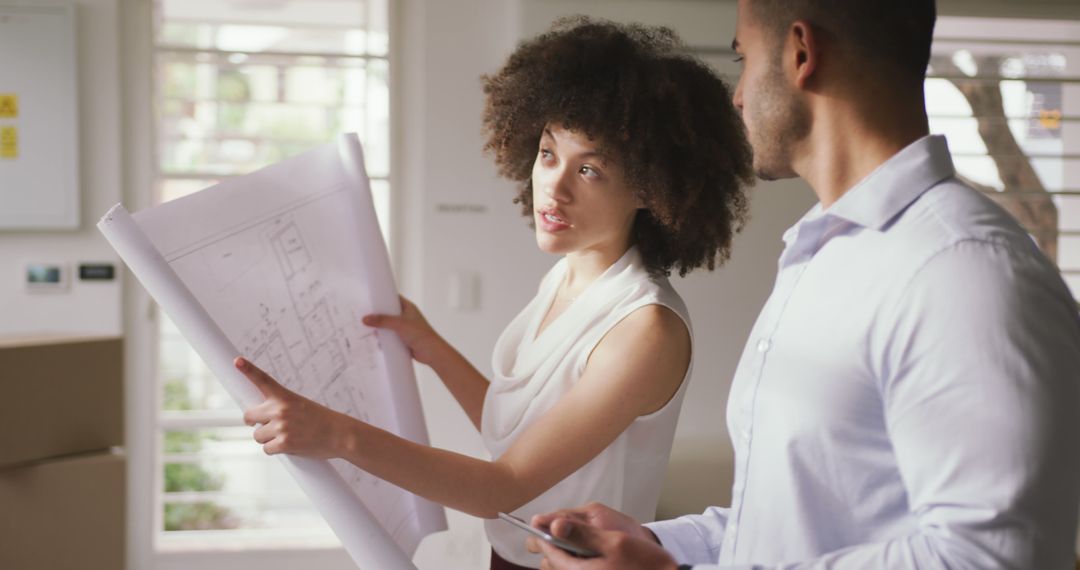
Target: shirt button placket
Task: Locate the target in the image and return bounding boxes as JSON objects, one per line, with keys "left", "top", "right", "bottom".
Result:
{"left": 726, "top": 263, "right": 803, "bottom": 561}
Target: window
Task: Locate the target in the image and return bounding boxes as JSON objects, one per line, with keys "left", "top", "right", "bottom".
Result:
{"left": 151, "top": 0, "right": 390, "bottom": 554}
{"left": 926, "top": 16, "right": 1080, "bottom": 300}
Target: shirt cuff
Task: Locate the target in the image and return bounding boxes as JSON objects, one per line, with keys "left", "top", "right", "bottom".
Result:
{"left": 645, "top": 518, "right": 716, "bottom": 564}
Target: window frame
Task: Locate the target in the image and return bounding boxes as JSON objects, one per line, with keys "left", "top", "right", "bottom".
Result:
{"left": 925, "top": 16, "right": 1080, "bottom": 300}
{"left": 121, "top": 1, "right": 401, "bottom": 567}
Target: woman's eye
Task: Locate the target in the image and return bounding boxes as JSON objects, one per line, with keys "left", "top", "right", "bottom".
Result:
{"left": 579, "top": 165, "right": 600, "bottom": 178}
{"left": 539, "top": 149, "right": 554, "bottom": 162}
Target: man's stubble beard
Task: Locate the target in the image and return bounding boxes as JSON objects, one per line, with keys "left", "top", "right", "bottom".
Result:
{"left": 748, "top": 58, "right": 811, "bottom": 181}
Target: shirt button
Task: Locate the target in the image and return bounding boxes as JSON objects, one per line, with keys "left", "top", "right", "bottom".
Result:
{"left": 757, "top": 338, "right": 772, "bottom": 353}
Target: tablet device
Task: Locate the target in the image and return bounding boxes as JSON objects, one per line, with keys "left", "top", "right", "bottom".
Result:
{"left": 497, "top": 512, "right": 600, "bottom": 558}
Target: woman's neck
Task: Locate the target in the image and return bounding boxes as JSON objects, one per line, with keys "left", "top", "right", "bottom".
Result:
{"left": 562, "top": 241, "right": 632, "bottom": 295}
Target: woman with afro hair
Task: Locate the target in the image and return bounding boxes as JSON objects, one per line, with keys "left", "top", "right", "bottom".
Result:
{"left": 235, "top": 16, "right": 752, "bottom": 569}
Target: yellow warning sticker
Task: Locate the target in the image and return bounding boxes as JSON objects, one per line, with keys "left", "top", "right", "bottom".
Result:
{"left": 0, "top": 126, "right": 17, "bottom": 159}
{"left": 1039, "top": 109, "right": 1063, "bottom": 130}
{"left": 0, "top": 94, "right": 17, "bottom": 118}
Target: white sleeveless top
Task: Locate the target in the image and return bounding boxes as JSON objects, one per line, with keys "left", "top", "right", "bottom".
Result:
{"left": 481, "top": 246, "right": 694, "bottom": 567}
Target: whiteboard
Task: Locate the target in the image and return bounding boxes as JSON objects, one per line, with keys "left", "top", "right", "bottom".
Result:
{"left": 0, "top": 2, "right": 79, "bottom": 229}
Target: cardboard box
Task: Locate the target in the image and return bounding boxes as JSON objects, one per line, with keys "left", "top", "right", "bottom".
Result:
{"left": 0, "top": 335, "right": 123, "bottom": 468}
{"left": 0, "top": 450, "right": 126, "bottom": 570}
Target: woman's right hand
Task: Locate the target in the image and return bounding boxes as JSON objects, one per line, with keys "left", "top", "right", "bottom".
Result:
{"left": 362, "top": 296, "right": 447, "bottom": 366}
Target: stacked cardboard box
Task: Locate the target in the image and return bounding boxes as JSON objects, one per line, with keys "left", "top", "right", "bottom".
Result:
{"left": 0, "top": 335, "right": 125, "bottom": 570}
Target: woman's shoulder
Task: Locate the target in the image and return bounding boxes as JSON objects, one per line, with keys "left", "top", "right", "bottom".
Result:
{"left": 601, "top": 263, "right": 693, "bottom": 347}
{"left": 614, "top": 302, "right": 689, "bottom": 343}
{"left": 586, "top": 292, "right": 693, "bottom": 414}
{"left": 622, "top": 262, "right": 690, "bottom": 327}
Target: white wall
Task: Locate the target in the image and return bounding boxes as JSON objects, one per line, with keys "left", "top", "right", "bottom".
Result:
{"left": 398, "top": 1, "right": 539, "bottom": 566}
{"left": 0, "top": 0, "right": 122, "bottom": 337}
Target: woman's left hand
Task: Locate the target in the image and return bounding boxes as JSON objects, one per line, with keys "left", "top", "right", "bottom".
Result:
{"left": 235, "top": 356, "right": 353, "bottom": 459}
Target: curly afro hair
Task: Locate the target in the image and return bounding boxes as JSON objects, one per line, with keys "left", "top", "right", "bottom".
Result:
{"left": 482, "top": 16, "right": 754, "bottom": 277}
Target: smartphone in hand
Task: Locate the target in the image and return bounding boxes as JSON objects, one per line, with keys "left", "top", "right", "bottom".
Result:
{"left": 497, "top": 512, "right": 600, "bottom": 558}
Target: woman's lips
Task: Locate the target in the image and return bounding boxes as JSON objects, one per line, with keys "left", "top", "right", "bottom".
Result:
{"left": 537, "top": 209, "right": 571, "bottom": 232}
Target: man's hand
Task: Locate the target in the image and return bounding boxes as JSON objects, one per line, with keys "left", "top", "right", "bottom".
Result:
{"left": 529, "top": 502, "right": 658, "bottom": 545}
{"left": 525, "top": 503, "right": 674, "bottom": 570}
{"left": 236, "top": 357, "right": 354, "bottom": 459}
{"left": 532, "top": 517, "right": 678, "bottom": 570}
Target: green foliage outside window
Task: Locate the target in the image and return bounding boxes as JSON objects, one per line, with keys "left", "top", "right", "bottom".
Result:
{"left": 163, "top": 378, "right": 238, "bottom": 531}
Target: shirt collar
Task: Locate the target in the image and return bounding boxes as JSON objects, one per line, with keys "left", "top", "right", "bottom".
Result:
{"left": 825, "top": 135, "right": 956, "bottom": 231}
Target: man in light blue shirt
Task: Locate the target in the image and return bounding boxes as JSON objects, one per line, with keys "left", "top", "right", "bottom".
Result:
{"left": 529, "top": 0, "right": 1080, "bottom": 568}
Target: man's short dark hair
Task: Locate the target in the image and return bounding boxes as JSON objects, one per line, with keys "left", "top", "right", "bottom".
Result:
{"left": 750, "top": 0, "right": 937, "bottom": 87}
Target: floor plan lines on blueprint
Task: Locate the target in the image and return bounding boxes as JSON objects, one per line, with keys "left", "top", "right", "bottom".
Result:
{"left": 238, "top": 216, "right": 382, "bottom": 425}
{"left": 101, "top": 136, "right": 446, "bottom": 567}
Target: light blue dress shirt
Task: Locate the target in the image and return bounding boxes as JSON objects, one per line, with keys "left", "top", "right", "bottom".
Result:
{"left": 648, "top": 136, "right": 1080, "bottom": 569}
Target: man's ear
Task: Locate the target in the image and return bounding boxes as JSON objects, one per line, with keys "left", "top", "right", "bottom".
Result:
{"left": 788, "top": 20, "right": 818, "bottom": 89}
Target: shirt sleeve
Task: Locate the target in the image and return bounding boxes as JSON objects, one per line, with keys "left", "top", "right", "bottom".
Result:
{"left": 682, "top": 240, "right": 1080, "bottom": 569}
{"left": 645, "top": 507, "right": 730, "bottom": 564}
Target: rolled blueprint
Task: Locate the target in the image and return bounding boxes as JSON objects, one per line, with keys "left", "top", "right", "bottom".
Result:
{"left": 98, "top": 134, "right": 445, "bottom": 569}
{"left": 99, "top": 204, "right": 417, "bottom": 570}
